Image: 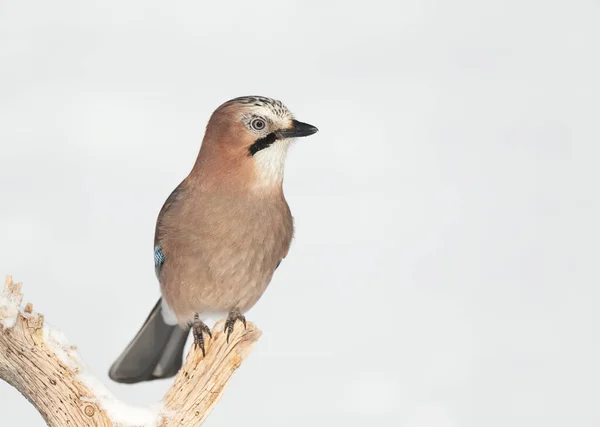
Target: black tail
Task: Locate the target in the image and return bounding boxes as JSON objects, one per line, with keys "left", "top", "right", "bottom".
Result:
{"left": 109, "top": 298, "right": 190, "bottom": 384}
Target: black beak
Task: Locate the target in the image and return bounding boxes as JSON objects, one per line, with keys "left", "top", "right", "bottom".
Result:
{"left": 276, "top": 119, "right": 319, "bottom": 139}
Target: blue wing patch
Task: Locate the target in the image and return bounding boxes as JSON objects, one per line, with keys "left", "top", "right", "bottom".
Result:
{"left": 154, "top": 245, "right": 165, "bottom": 266}
{"left": 154, "top": 245, "right": 165, "bottom": 276}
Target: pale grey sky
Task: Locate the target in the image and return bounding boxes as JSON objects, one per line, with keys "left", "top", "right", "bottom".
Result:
{"left": 1, "top": 1, "right": 599, "bottom": 426}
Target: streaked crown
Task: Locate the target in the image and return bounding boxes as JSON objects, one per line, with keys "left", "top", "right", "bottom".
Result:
{"left": 224, "top": 96, "right": 293, "bottom": 122}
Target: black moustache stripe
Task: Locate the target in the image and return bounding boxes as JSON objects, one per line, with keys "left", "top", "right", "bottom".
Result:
{"left": 248, "top": 132, "right": 278, "bottom": 156}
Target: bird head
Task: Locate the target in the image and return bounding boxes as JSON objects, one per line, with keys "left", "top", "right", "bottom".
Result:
{"left": 196, "top": 96, "right": 318, "bottom": 191}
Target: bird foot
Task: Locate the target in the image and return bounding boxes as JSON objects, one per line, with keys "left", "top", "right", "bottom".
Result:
{"left": 191, "top": 314, "right": 212, "bottom": 357}
{"left": 225, "top": 309, "right": 247, "bottom": 343}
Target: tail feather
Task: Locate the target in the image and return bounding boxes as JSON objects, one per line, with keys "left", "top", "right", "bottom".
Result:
{"left": 109, "top": 298, "right": 190, "bottom": 384}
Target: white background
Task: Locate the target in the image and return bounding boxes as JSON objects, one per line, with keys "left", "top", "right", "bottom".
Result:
{"left": 1, "top": 1, "right": 599, "bottom": 426}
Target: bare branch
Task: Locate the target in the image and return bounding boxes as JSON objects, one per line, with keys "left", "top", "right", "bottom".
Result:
{"left": 0, "top": 276, "right": 261, "bottom": 426}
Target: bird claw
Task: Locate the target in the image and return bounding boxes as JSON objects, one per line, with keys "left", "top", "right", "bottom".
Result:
{"left": 191, "top": 314, "right": 212, "bottom": 357}
{"left": 225, "top": 309, "right": 246, "bottom": 343}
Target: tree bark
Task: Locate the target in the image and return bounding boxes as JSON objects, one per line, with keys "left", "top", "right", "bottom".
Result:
{"left": 0, "top": 275, "right": 261, "bottom": 426}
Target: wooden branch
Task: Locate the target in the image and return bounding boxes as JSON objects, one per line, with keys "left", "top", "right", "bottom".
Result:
{"left": 0, "top": 275, "right": 262, "bottom": 426}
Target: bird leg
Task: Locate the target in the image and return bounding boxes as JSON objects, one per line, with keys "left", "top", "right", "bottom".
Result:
{"left": 191, "top": 313, "right": 212, "bottom": 357}
{"left": 224, "top": 308, "right": 247, "bottom": 343}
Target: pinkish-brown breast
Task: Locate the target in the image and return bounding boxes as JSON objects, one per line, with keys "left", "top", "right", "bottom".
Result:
{"left": 155, "top": 179, "right": 293, "bottom": 325}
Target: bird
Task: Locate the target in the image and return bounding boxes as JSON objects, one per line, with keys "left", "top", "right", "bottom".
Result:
{"left": 108, "top": 96, "right": 318, "bottom": 384}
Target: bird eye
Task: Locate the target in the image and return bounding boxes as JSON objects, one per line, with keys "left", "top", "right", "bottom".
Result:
{"left": 250, "top": 118, "right": 266, "bottom": 131}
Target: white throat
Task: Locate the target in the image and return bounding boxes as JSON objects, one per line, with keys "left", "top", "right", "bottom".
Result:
{"left": 253, "top": 138, "right": 293, "bottom": 188}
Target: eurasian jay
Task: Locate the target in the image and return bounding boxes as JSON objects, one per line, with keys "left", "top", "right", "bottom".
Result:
{"left": 109, "top": 96, "right": 318, "bottom": 383}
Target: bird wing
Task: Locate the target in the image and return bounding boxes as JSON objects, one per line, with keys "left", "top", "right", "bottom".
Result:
{"left": 154, "top": 180, "right": 188, "bottom": 277}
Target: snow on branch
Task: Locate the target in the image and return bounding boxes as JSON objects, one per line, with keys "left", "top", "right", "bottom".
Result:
{"left": 0, "top": 275, "right": 262, "bottom": 426}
